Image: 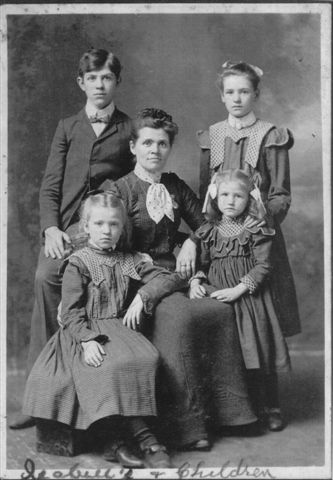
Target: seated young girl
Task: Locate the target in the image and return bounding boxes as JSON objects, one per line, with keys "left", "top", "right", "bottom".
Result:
{"left": 22, "top": 192, "right": 187, "bottom": 469}
{"left": 190, "top": 169, "right": 291, "bottom": 430}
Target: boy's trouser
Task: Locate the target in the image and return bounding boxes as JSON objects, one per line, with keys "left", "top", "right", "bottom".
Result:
{"left": 26, "top": 223, "right": 83, "bottom": 375}
{"left": 26, "top": 248, "right": 63, "bottom": 375}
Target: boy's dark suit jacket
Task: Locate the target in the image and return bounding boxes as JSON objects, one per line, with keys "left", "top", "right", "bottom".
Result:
{"left": 39, "top": 107, "right": 134, "bottom": 234}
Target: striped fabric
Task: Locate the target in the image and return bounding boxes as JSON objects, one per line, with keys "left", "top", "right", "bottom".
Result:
{"left": 22, "top": 249, "right": 161, "bottom": 430}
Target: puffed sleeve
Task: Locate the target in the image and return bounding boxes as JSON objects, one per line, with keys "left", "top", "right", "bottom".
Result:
{"left": 133, "top": 253, "right": 187, "bottom": 314}
{"left": 263, "top": 127, "right": 293, "bottom": 224}
{"left": 105, "top": 177, "right": 131, "bottom": 211}
{"left": 192, "top": 222, "right": 215, "bottom": 275}
{"left": 39, "top": 120, "right": 68, "bottom": 235}
{"left": 171, "top": 174, "right": 204, "bottom": 232}
{"left": 240, "top": 229, "right": 274, "bottom": 293}
{"left": 61, "top": 257, "right": 109, "bottom": 344}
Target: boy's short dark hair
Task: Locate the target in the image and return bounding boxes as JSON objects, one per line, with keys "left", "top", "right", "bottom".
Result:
{"left": 78, "top": 48, "right": 122, "bottom": 83}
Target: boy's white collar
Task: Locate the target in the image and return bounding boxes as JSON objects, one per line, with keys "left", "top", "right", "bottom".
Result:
{"left": 85, "top": 100, "right": 115, "bottom": 118}
{"left": 228, "top": 111, "right": 256, "bottom": 130}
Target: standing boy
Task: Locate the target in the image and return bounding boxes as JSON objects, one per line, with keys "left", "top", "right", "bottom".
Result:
{"left": 11, "top": 48, "right": 134, "bottom": 429}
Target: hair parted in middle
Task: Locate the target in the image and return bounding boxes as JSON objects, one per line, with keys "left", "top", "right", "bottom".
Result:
{"left": 204, "top": 169, "right": 266, "bottom": 223}
{"left": 79, "top": 191, "right": 131, "bottom": 251}
{"left": 78, "top": 48, "right": 122, "bottom": 83}
{"left": 216, "top": 61, "right": 262, "bottom": 93}
{"left": 130, "top": 107, "right": 179, "bottom": 146}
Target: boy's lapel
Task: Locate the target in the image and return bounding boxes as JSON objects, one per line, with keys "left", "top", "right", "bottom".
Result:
{"left": 76, "top": 107, "right": 122, "bottom": 143}
{"left": 97, "top": 108, "right": 121, "bottom": 141}
{"left": 77, "top": 109, "right": 98, "bottom": 141}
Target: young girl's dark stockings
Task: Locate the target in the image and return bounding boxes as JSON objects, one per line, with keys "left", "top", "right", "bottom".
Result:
{"left": 247, "top": 370, "right": 280, "bottom": 414}
{"left": 247, "top": 370, "right": 284, "bottom": 431}
{"left": 264, "top": 372, "right": 280, "bottom": 409}
{"left": 96, "top": 416, "right": 144, "bottom": 467}
{"left": 126, "top": 416, "right": 159, "bottom": 449}
{"left": 126, "top": 416, "right": 172, "bottom": 468}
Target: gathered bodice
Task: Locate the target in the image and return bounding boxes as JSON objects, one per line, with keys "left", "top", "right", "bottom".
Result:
{"left": 68, "top": 247, "right": 142, "bottom": 321}
{"left": 111, "top": 171, "right": 204, "bottom": 264}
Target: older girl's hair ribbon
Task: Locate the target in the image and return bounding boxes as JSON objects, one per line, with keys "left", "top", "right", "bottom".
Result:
{"left": 202, "top": 173, "right": 218, "bottom": 213}
{"left": 222, "top": 61, "right": 264, "bottom": 78}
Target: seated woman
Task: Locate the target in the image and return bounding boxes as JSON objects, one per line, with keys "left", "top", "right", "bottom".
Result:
{"left": 110, "top": 108, "right": 258, "bottom": 450}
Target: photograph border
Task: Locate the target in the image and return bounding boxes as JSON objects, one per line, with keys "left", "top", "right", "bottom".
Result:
{"left": 0, "top": 3, "right": 331, "bottom": 479}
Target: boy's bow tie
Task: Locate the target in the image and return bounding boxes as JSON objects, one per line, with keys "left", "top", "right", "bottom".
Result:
{"left": 88, "top": 114, "right": 111, "bottom": 124}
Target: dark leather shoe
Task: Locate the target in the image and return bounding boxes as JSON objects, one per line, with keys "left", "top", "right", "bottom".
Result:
{"left": 221, "top": 421, "right": 265, "bottom": 437}
{"left": 103, "top": 443, "right": 144, "bottom": 468}
{"left": 141, "top": 444, "right": 172, "bottom": 468}
{"left": 267, "top": 409, "right": 285, "bottom": 432}
{"left": 182, "top": 439, "right": 212, "bottom": 451}
{"left": 9, "top": 414, "right": 36, "bottom": 430}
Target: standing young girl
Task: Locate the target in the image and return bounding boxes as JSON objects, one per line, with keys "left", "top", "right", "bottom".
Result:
{"left": 22, "top": 192, "right": 187, "bottom": 468}
{"left": 196, "top": 61, "right": 300, "bottom": 431}
{"left": 190, "top": 169, "right": 291, "bottom": 432}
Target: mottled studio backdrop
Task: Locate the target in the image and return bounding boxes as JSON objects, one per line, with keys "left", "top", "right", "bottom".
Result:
{"left": 7, "top": 12, "right": 323, "bottom": 368}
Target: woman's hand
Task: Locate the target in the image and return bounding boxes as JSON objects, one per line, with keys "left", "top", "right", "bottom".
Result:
{"left": 189, "top": 280, "right": 207, "bottom": 299}
{"left": 244, "top": 215, "right": 266, "bottom": 230}
{"left": 44, "top": 226, "right": 71, "bottom": 259}
{"left": 176, "top": 238, "right": 197, "bottom": 278}
{"left": 123, "top": 294, "right": 144, "bottom": 330}
{"left": 210, "top": 284, "right": 248, "bottom": 303}
{"left": 81, "top": 340, "right": 106, "bottom": 367}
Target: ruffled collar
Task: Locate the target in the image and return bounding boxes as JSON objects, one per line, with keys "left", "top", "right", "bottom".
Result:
{"left": 228, "top": 111, "right": 256, "bottom": 130}
{"left": 72, "top": 247, "right": 141, "bottom": 284}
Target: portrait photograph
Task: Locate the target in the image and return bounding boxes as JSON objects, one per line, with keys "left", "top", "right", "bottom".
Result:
{"left": 0, "top": 3, "right": 331, "bottom": 479}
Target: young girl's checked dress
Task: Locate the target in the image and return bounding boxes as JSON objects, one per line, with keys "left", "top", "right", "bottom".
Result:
{"left": 191, "top": 169, "right": 291, "bottom": 430}
{"left": 194, "top": 212, "right": 291, "bottom": 376}
{"left": 22, "top": 193, "right": 186, "bottom": 468}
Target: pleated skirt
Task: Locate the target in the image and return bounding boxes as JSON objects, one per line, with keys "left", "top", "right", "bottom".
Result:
{"left": 23, "top": 317, "right": 159, "bottom": 430}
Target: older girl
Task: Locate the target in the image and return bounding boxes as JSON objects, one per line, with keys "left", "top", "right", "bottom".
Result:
{"left": 191, "top": 169, "right": 291, "bottom": 430}
{"left": 197, "top": 62, "right": 300, "bottom": 431}
{"left": 110, "top": 108, "right": 257, "bottom": 450}
{"left": 22, "top": 193, "right": 188, "bottom": 468}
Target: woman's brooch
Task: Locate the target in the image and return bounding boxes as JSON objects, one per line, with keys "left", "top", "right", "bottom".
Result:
{"left": 170, "top": 194, "right": 179, "bottom": 209}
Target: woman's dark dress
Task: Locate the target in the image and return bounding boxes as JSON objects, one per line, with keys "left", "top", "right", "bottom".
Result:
{"left": 112, "top": 172, "right": 257, "bottom": 447}
{"left": 22, "top": 247, "right": 185, "bottom": 429}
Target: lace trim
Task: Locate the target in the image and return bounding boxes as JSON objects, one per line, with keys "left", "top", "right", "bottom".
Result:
{"left": 240, "top": 274, "right": 256, "bottom": 294}
{"left": 70, "top": 247, "right": 141, "bottom": 285}
{"left": 209, "top": 119, "right": 274, "bottom": 170}
{"left": 217, "top": 216, "right": 246, "bottom": 237}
